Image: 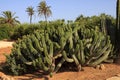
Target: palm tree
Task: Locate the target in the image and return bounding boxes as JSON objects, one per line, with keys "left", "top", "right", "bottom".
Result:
{"left": 116, "top": 0, "right": 120, "bottom": 49}
{"left": 115, "top": 0, "right": 120, "bottom": 63}
{"left": 116, "top": 0, "right": 120, "bottom": 30}
{"left": 26, "top": 6, "right": 35, "bottom": 24}
{"left": 37, "top": 0, "right": 52, "bottom": 22}
{"left": 0, "top": 11, "right": 20, "bottom": 26}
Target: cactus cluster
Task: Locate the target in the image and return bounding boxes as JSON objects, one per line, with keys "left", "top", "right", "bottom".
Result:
{"left": 4, "top": 23, "right": 113, "bottom": 76}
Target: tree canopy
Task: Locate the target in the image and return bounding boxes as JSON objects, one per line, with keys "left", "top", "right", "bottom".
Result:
{"left": 37, "top": 0, "right": 52, "bottom": 22}
{"left": 0, "top": 11, "right": 20, "bottom": 26}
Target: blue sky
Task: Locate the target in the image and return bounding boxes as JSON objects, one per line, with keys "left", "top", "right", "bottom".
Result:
{"left": 0, "top": 0, "right": 116, "bottom": 23}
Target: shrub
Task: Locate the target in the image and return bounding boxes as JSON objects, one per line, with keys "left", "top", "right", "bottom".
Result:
{"left": 10, "top": 23, "right": 41, "bottom": 40}
{"left": 0, "top": 25, "right": 13, "bottom": 40}
{"left": 10, "top": 26, "right": 26, "bottom": 40}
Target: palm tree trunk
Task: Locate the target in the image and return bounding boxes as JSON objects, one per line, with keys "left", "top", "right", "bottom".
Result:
{"left": 45, "top": 15, "right": 47, "bottom": 26}
{"left": 115, "top": 0, "right": 120, "bottom": 64}
{"left": 45, "top": 15, "right": 47, "bottom": 22}
{"left": 30, "top": 16, "right": 32, "bottom": 24}
{"left": 116, "top": 0, "right": 120, "bottom": 50}
{"left": 116, "top": 0, "right": 120, "bottom": 30}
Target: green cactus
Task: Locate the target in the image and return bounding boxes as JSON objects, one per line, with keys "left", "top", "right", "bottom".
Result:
{"left": 101, "top": 14, "right": 107, "bottom": 35}
{"left": 3, "top": 22, "right": 113, "bottom": 76}
{"left": 54, "top": 58, "right": 65, "bottom": 73}
{"left": 62, "top": 51, "right": 74, "bottom": 62}
{"left": 78, "top": 40, "right": 85, "bottom": 65}
{"left": 72, "top": 54, "right": 82, "bottom": 71}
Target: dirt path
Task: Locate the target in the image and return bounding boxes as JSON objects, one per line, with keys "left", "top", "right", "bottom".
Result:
{"left": 0, "top": 41, "right": 13, "bottom": 63}
{"left": 12, "top": 64, "right": 120, "bottom": 80}
{"left": 0, "top": 47, "right": 12, "bottom": 63}
{"left": 0, "top": 41, "right": 120, "bottom": 80}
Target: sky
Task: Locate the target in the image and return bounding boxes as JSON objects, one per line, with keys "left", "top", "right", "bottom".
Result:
{"left": 0, "top": 0, "right": 116, "bottom": 23}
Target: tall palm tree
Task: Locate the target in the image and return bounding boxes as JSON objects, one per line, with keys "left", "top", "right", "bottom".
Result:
{"left": 116, "top": 0, "right": 120, "bottom": 30}
{"left": 37, "top": 0, "right": 52, "bottom": 22}
{"left": 116, "top": 0, "right": 120, "bottom": 48}
{"left": 115, "top": 0, "right": 120, "bottom": 63}
{"left": 26, "top": 6, "right": 35, "bottom": 24}
{"left": 0, "top": 11, "right": 20, "bottom": 26}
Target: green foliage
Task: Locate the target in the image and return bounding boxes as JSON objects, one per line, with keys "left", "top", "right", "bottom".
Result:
{"left": 26, "top": 6, "right": 35, "bottom": 24}
{"left": 0, "top": 11, "right": 20, "bottom": 26}
{"left": 10, "top": 23, "right": 41, "bottom": 40}
{"left": 75, "top": 13, "right": 116, "bottom": 29}
{"left": 0, "top": 25, "right": 13, "bottom": 40}
{"left": 75, "top": 13, "right": 116, "bottom": 45}
{"left": 11, "top": 25, "right": 26, "bottom": 40}
{"left": 38, "top": 0, "right": 52, "bottom": 21}
{"left": 3, "top": 22, "right": 114, "bottom": 76}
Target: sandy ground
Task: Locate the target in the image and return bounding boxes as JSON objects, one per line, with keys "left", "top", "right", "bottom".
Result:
{"left": 0, "top": 41, "right": 120, "bottom": 80}
{"left": 0, "top": 41, "right": 13, "bottom": 63}
{"left": 0, "top": 41, "right": 13, "bottom": 48}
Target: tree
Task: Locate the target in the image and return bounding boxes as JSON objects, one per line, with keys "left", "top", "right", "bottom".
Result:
{"left": 37, "top": 0, "right": 52, "bottom": 22}
{"left": 26, "top": 6, "right": 35, "bottom": 24}
{"left": 116, "top": 0, "right": 120, "bottom": 30}
{"left": 116, "top": 0, "right": 120, "bottom": 49}
{"left": 0, "top": 11, "right": 20, "bottom": 26}
{"left": 115, "top": 0, "right": 120, "bottom": 63}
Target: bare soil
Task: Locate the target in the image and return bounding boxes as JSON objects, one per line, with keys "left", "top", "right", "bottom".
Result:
{"left": 0, "top": 41, "right": 13, "bottom": 48}
{"left": 0, "top": 41, "right": 120, "bottom": 80}
{"left": 0, "top": 41, "right": 13, "bottom": 64}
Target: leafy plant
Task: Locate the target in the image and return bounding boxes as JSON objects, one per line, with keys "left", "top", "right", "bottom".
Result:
{"left": 0, "top": 25, "right": 13, "bottom": 40}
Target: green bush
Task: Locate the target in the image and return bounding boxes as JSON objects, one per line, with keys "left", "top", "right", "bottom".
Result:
{"left": 24, "top": 24, "right": 40, "bottom": 35}
{"left": 0, "top": 25, "right": 13, "bottom": 40}
{"left": 10, "top": 26, "right": 25, "bottom": 40}
{"left": 10, "top": 22, "right": 64, "bottom": 40}
{"left": 10, "top": 23, "right": 41, "bottom": 40}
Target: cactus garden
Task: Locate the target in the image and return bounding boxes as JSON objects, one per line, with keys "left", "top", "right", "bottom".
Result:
{"left": 2, "top": 23, "right": 114, "bottom": 76}
{"left": 0, "top": 0, "right": 120, "bottom": 80}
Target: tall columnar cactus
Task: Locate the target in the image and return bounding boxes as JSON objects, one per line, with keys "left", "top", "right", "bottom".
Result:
{"left": 3, "top": 23, "right": 113, "bottom": 76}
{"left": 101, "top": 15, "right": 107, "bottom": 35}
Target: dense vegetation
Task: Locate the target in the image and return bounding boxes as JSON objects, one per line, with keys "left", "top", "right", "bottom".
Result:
{"left": 3, "top": 22, "right": 114, "bottom": 76}
{"left": 0, "top": 0, "right": 120, "bottom": 77}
